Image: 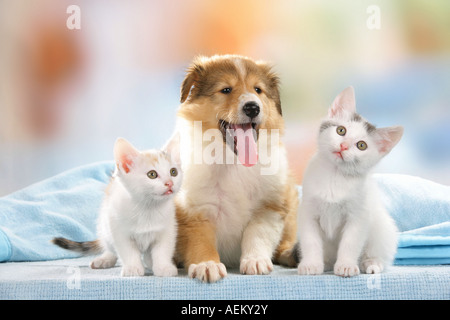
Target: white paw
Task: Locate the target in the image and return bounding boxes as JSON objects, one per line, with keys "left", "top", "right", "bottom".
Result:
{"left": 188, "top": 261, "right": 227, "bottom": 283}
{"left": 362, "top": 259, "right": 384, "bottom": 274}
{"left": 297, "top": 261, "right": 324, "bottom": 275}
{"left": 121, "top": 264, "right": 145, "bottom": 277}
{"left": 153, "top": 263, "right": 178, "bottom": 277}
{"left": 90, "top": 257, "right": 116, "bottom": 269}
{"left": 334, "top": 262, "right": 360, "bottom": 277}
{"left": 240, "top": 256, "right": 273, "bottom": 275}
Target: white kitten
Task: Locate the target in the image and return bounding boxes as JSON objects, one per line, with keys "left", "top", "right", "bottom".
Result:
{"left": 297, "top": 87, "right": 402, "bottom": 277}
{"left": 53, "top": 138, "right": 181, "bottom": 277}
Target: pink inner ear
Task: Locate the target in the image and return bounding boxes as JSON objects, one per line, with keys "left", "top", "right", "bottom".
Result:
{"left": 119, "top": 155, "right": 133, "bottom": 173}
{"left": 376, "top": 126, "right": 404, "bottom": 154}
{"left": 377, "top": 140, "right": 391, "bottom": 153}
{"left": 329, "top": 86, "right": 356, "bottom": 117}
{"left": 114, "top": 138, "right": 139, "bottom": 174}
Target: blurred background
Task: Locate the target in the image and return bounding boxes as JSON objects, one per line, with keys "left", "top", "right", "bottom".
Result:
{"left": 0, "top": 0, "right": 449, "bottom": 195}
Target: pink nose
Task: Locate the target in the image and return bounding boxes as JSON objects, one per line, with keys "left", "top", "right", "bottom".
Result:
{"left": 165, "top": 180, "right": 173, "bottom": 188}
{"left": 340, "top": 143, "right": 349, "bottom": 151}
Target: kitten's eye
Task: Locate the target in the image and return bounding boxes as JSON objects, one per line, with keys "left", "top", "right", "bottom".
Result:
{"left": 357, "top": 141, "right": 367, "bottom": 151}
{"left": 221, "top": 87, "right": 232, "bottom": 94}
{"left": 170, "top": 168, "right": 178, "bottom": 177}
{"left": 336, "top": 126, "right": 347, "bottom": 136}
{"left": 254, "top": 87, "right": 262, "bottom": 94}
{"left": 147, "top": 170, "right": 158, "bottom": 179}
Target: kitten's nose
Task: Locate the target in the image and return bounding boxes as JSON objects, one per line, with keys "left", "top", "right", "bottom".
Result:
{"left": 340, "top": 143, "right": 349, "bottom": 151}
{"left": 165, "top": 180, "right": 173, "bottom": 188}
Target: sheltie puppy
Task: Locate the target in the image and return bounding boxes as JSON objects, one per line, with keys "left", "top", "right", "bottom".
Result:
{"left": 164, "top": 54, "right": 298, "bottom": 282}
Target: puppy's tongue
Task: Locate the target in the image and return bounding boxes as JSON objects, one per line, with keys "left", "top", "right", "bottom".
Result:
{"left": 232, "top": 123, "right": 258, "bottom": 167}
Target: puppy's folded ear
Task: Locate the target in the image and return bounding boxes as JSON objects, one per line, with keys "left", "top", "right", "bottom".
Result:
{"left": 257, "top": 61, "right": 282, "bottom": 115}
{"left": 180, "top": 56, "right": 206, "bottom": 103}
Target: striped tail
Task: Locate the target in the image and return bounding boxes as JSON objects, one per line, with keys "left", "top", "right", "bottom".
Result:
{"left": 52, "top": 237, "right": 102, "bottom": 255}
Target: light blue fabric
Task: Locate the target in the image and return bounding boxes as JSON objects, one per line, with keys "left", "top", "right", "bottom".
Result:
{"left": 0, "top": 257, "right": 449, "bottom": 300}
{"left": 0, "top": 162, "right": 449, "bottom": 265}
{"left": 0, "top": 161, "right": 114, "bottom": 262}
{"left": 374, "top": 174, "right": 450, "bottom": 265}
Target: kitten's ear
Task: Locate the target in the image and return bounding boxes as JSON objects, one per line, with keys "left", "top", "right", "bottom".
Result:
{"left": 375, "top": 126, "right": 404, "bottom": 155}
{"left": 329, "top": 86, "right": 356, "bottom": 118}
{"left": 162, "top": 131, "right": 181, "bottom": 165}
{"left": 114, "top": 138, "right": 140, "bottom": 174}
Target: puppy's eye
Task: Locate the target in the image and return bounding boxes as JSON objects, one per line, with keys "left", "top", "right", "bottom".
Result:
{"left": 336, "top": 126, "right": 346, "bottom": 136}
{"left": 170, "top": 168, "right": 178, "bottom": 177}
{"left": 147, "top": 170, "right": 158, "bottom": 179}
{"left": 254, "top": 87, "right": 262, "bottom": 94}
{"left": 221, "top": 87, "right": 232, "bottom": 94}
{"left": 357, "top": 141, "right": 367, "bottom": 151}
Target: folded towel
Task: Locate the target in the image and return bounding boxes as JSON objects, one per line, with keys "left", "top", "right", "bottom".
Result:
{"left": 374, "top": 174, "right": 450, "bottom": 265}
{"left": 0, "top": 162, "right": 449, "bottom": 265}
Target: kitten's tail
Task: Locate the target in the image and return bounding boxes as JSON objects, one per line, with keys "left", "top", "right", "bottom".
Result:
{"left": 52, "top": 237, "right": 102, "bottom": 255}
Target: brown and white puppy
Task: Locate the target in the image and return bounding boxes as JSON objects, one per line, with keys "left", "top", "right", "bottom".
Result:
{"left": 165, "top": 54, "right": 298, "bottom": 282}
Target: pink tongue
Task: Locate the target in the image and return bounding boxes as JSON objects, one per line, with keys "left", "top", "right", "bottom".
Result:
{"left": 233, "top": 123, "right": 258, "bottom": 167}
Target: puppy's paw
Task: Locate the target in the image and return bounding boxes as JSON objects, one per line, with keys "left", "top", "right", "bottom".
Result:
{"left": 240, "top": 256, "right": 273, "bottom": 275}
{"left": 297, "top": 261, "right": 324, "bottom": 275}
{"left": 153, "top": 263, "right": 178, "bottom": 277}
{"left": 188, "top": 261, "right": 227, "bottom": 283}
{"left": 121, "top": 264, "right": 145, "bottom": 277}
{"left": 334, "top": 261, "right": 360, "bottom": 277}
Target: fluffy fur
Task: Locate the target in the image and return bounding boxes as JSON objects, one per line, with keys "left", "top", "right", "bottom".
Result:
{"left": 53, "top": 138, "right": 181, "bottom": 277}
{"left": 297, "top": 86, "right": 402, "bottom": 277}
{"left": 165, "top": 54, "right": 298, "bottom": 282}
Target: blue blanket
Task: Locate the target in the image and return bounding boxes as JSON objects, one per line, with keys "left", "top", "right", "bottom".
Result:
{"left": 0, "top": 162, "right": 449, "bottom": 265}
{"left": 375, "top": 174, "right": 450, "bottom": 265}
{"left": 0, "top": 161, "right": 114, "bottom": 262}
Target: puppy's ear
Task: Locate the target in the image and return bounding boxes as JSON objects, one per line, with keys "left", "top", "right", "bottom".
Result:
{"left": 257, "top": 62, "right": 282, "bottom": 115}
{"left": 269, "top": 71, "right": 282, "bottom": 116}
{"left": 180, "top": 57, "right": 206, "bottom": 103}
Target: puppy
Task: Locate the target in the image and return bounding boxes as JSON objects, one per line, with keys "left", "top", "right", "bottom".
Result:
{"left": 165, "top": 54, "right": 298, "bottom": 282}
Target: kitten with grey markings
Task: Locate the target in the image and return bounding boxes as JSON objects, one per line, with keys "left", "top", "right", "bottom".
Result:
{"left": 53, "top": 138, "right": 181, "bottom": 277}
{"left": 297, "top": 86, "right": 402, "bottom": 277}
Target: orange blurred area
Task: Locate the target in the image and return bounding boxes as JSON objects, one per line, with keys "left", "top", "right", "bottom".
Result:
{"left": 0, "top": 0, "right": 450, "bottom": 195}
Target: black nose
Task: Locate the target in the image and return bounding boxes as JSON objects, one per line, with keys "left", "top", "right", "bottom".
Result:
{"left": 243, "top": 101, "right": 260, "bottom": 119}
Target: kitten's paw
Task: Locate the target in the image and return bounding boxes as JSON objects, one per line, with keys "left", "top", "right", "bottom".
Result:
{"left": 297, "top": 261, "right": 324, "bottom": 275}
{"left": 188, "top": 261, "right": 227, "bottom": 283}
{"left": 90, "top": 256, "right": 116, "bottom": 269}
{"left": 153, "top": 263, "right": 178, "bottom": 277}
{"left": 121, "top": 264, "right": 145, "bottom": 277}
{"left": 362, "top": 259, "right": 384, "bottom": 274}
{"left": 334, "top": 262, "right": 360, "bottom": 277}
{"left": 240, "top": 256, "right": 273, "bottom": 275}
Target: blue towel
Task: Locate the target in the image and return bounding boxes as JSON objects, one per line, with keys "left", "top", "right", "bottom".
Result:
{"left": 0, "top": 161, "right": 114, "bottom": 262}
{"left": 374, "top": 174, "right": 450, "bottom": 265}
{"left": 0, "top": 162, "right": 449, "bottom": 264}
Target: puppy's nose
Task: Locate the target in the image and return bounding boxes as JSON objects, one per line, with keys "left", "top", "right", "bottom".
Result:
{"left": 243, "top": 101, "right": 260, "bottom": 119}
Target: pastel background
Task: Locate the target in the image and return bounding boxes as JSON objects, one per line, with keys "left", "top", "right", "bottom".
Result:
{"left": 0, "top": 0, "right": 449, "bottom": 195}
